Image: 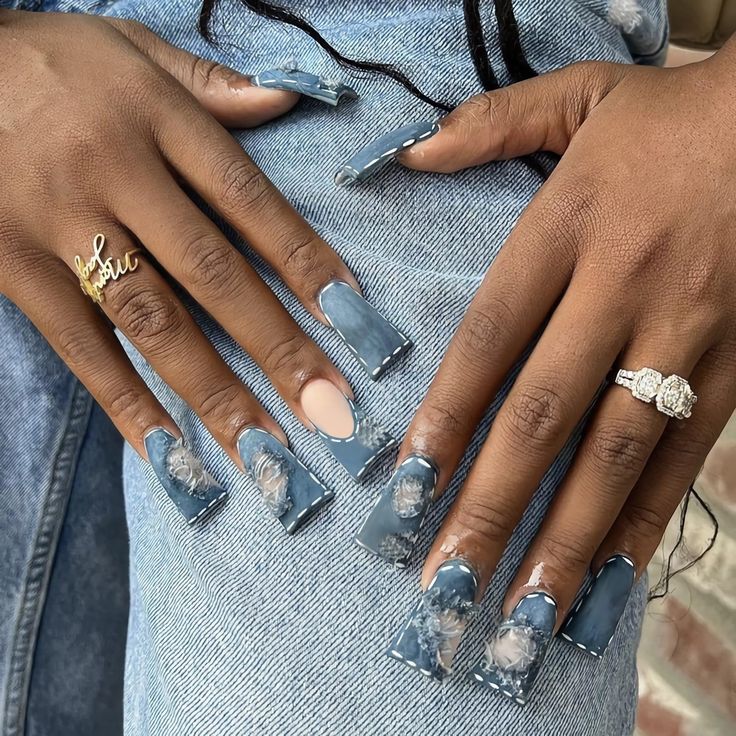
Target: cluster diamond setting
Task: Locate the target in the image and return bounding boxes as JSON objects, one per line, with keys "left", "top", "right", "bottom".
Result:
{"left": 656, "top": 374, "right": 697, "bottom": 419}
{"left": 615, "top": 368, "right": 697, "bottom": 420}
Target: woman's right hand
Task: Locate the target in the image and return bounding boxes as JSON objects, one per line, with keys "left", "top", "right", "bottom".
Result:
{"left": 0, "top": 9, "right": 362, "bottom": 469}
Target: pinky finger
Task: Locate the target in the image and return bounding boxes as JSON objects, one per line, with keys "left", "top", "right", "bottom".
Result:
{"left": 18, "top": 257, "right": 227, "bottom": 524}
{"left": 560, "top": 345, "right": 736, "bottom": 657}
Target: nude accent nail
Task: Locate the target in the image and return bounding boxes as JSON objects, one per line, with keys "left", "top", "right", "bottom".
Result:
{"left": 300, "top": 378, "right": 396, "bottom": 480}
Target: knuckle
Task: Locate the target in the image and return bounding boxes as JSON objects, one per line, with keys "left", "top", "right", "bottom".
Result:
{"left": 623, "top": 502, "right": 671, "bottom": 543}
{"left": 260, "top": 332, "right": 309, "bottom": 375}
{"left": 586, "top": 420, "right": 652, "bottom": 477}
{"left": 108, "top": 282, "right": 182, "bottom": 343}
{"left": 454, "top": 298, "right": 512, "bottom": 364}
{"left": 542, "top": 181, "right": 603, "bottom": 240}
{"left": 537, "top": 531, "right": 592, "bottom": 571}
{"left": 452, "top": 493, "right": 517, "bottom": 549}
{"left": 189, "top": 56, "right": 222, "bottom": 91}
{"left": 215, "top": 157, "right": 272, "bottom": 212}
{"left": 463, "top": 90, "right": 512, "bottom": 131}
{"left": 180, "top": 233, "right": 237, "bottom": 292}
{"left": 55, "top": 323, "right": 93, "bottom": 366}
{"left": 502, "top": 382, "right": 567, "bottom": 451}
{"left": 196, "top": 381, "right": 245, "bottom": 426}
{"left": 275, "top": 232, "right": 323, "bottom": 281}
{"left": 416, "top": 395, "right": 464, "bottom": 437}
{"left": 106, "top": 385, "right": 148, "bottom": 425}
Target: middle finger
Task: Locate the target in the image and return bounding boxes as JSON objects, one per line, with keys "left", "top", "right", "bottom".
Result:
{"left": 386, "top": 277, "right": 630, "bottom": 680}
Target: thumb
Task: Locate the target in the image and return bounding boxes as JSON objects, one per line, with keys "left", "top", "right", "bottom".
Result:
{"left": 108, "top": 18, "right": 298, "bottom": 128}
{"left": 401, "top": 61, "right": 627, "bottom": 173}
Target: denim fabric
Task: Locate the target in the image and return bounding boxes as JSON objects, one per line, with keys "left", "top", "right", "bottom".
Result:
{"left": 0, "top": 299, "right": 128, "bottom": 736}
{"left": 0, "top": 1, "right": 668, "bottom": 735}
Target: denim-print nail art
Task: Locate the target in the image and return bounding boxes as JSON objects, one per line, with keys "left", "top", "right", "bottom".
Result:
{"left": 238, "top": 428, "right": 334, "bottom": 534}
{"left": 354, "top": 454, "right": 437, "bottom": 566}
{"left": 334, "top": 121, "right": 439, "bottom": 187}
{"left": 315, "top": 398, "right": 396, "bottom": 481}
{"left": 250, "top": 68, "right": 358, "bottom": 106}
{"left": 318, "top": 280, "right": 412, "bottom": 380}
{"left": 144, "top": 428, "right": 228, "bottom": 525}
{"left": 559, "top": 555, "right": 636, "bottom": 658}
{"left": 387, "top": 559, "right": 478, "bottom": 681}
{"left": 470, "top": 592, "right": 557, "bottom": 706}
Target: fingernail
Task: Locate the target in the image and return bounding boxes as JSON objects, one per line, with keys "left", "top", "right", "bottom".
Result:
{"left": 250, "top": 68, "right": 358, "bottom": 106}
{"left": 144, "top": 428, "right": 228, "bottom": 525}
{"left": 334, "top": 121, "right": 439, "bottom": 186}
{"left": 300, "top": 378, "right": 395, "bottom": 480}
{"left": 354, "top": 454, "right": 437, "bottom": 566}
{"left": 469, "top": 592, "right": 557, "bottom": 706}
{"left": 559, "top": 555, "right": 635, "bottom": 658}
{"left": 238, "top": 427, "right": 334, "bottom": 534}
{"left": 387, "top": 559, "right": 478, "bottom": 681}
{"left": 318, "top": 280, "right": 412, "bottom": 380}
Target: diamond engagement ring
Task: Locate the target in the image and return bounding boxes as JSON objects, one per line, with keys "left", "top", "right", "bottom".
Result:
{"left": 614, "top": 368, "right": 697, "bottom": 420}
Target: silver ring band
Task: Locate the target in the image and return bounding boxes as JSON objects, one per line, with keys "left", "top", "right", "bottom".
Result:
{"left": 614, "top": 368, "right": 697, "bottom": 420}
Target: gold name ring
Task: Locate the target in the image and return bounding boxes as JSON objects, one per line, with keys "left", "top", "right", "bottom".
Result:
{"left": 75, "top": 233, "right": 141, "bottom": 304}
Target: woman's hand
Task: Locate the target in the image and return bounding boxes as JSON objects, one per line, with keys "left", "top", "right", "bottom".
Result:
{"left": 0, "top": 10, "right": 368, "bottom": 477}
{"left": 381, "top": 42, "right": 736, "bottom": 692}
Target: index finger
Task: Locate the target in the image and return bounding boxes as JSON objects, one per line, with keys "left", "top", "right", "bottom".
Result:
{"left": 153, "top": 90, "right": 412, "bottom": 379}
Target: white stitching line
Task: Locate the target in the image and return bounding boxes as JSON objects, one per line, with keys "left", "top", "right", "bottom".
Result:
{"left": 355, "top": 437, "right": 398, "bottom": 479}
{"left": 318, "top": 281, "right": 410, "bottom": 375}
{"left": 188, "top": 490, "right": 227, "bottom": 524}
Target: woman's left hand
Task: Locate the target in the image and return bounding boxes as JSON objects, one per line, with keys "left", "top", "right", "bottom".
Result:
{"left": 394, "top": 43, "right": 736, "bottom": 664}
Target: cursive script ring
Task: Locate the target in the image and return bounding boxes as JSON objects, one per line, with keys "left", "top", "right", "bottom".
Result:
{"left": 74, "top": 233, "right": 141, "bottom": 304}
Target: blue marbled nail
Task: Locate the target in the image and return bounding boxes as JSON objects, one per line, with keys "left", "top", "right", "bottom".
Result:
{"left": 238, "top": 427, "right": 334, "bottom": 534}
{"left": 470, "top": 592, "right": 557, "bottom": 706}
{"left": 250, "top": 68, "right": 358, "bottom": 106}
{"left": 144, "top": 428, "right": 228, "bottom": 525}
{"left": 559, "top": 555, "right": 636, "bottom": 658}
{"left": 318, "top": 280, "right": 412, "bottom": 380}
{"left": 387, "top": 559, "right": 478, "bottom": 680}
{"left": 334, "top": 121, "right": 439, "bottom": 186}
{"left": 354, "top": 454, "right": 437, "bottom": 566}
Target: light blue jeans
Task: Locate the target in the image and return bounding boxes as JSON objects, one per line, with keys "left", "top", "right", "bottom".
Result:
{"left": 0, "top": 1, "right": 668, "bottom": 734}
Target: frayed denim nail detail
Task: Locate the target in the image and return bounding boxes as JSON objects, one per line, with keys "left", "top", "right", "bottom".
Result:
{"left": 314, "top": 398, "right": 396, "bottom": 481}
{"left": 470, "top": 592, "right": 557, "bottom": 706}
{"left": 387, "top": 559, "right": 478, "bottom": 681}
{"left": 560, "top": 555, "right": 635, "bottom": 658}
{"left": 144, "top": 428, "right": 227, "bottom": 525}
{"left": 250, "top": 68, "right": 358, "bottom": 106}
{"left": 334, "top": 121, "right": 439, "bottom": 186}
{"left": 354, "top": 454, "right": 437, "bottom": 566}
{"left": 318, "top": 280, "right": 412, "bottom": 380}
{"left": 238, "top": 428, "right": 334, "bottom": 534}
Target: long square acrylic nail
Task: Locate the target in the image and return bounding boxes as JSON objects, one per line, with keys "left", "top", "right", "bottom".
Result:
{"left": 238, "top": 427, "right": 334, "bottom": 534}
{"left": 559, "top": 555, "right": 635, "bottom": 658}
{"left": 354, "top": 454, "right": 437, "bottom": 566}
{"left": 470, "top": 592, "right": 557, "bottom": 706}
{"left": 144, "top": 428, "right": 228, "bottom": 525}
{"left": 250, "top": 68, "right": 358, "bottom": 105}
{"left": 318, "top": 280, "right": 412, "bottom": 380}
{"left": 387, "top": 559, "right": 478, "bottom": 681}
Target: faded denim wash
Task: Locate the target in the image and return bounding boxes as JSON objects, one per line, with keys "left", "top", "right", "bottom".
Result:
{"left": 0, "top": 1, "right": 668, "bottom": 734}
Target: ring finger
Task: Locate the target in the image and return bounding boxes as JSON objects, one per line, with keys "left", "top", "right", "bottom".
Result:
{"left": 385, "top": 279, "right": 630, "bottom": 681}
{"left": 474, "top": 336, "right": 709, "bottom": 703}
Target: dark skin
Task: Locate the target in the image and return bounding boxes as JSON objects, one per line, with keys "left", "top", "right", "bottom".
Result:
{"left": 0, "top": 9, "right": 359, "bottom": 466}
{"left": 399, "top": 44, "right": 736, "bottom": 624}
{"left": 1, "top": 9, "right": 734, "bottom": 622}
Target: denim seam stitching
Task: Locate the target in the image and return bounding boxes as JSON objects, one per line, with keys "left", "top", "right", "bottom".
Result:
{"left": 1, "top": 381, "right": 94, "bottom": 736}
